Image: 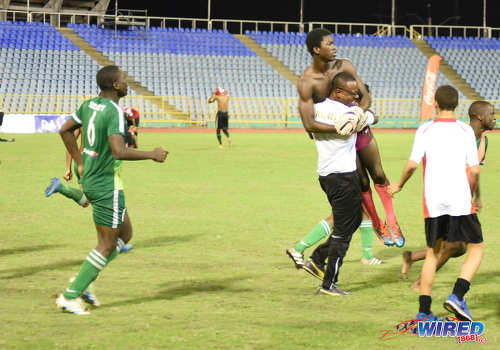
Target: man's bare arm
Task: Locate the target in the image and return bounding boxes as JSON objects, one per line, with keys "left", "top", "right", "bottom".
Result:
{"left": 297, "top": 77, "right": 339, "bottom": 133}
{"left": 207, "top": 95, "right": 216, "bottom": 103}
{"left": 109, "top": 134, "right": 167, "bottom": 162}
{"left": 59, "top": 119, "right": 83, "bottom": 169}
{"left": 387, "top": 160, "right": 419, "bottom": 196}
{"left": 341, "top": 59, "right": 371, "bottom": 110}
{"left": 469, "top": 165, "right": 480, "bottom": 196}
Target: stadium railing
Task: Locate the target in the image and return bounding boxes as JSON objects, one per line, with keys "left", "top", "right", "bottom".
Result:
{"left": 1, "top": 94, "right": 497, "bottom": 129}
{"left": 410, "top": 25, "right": 496, "bottom": 39}
{"left": 1, "top": 9, "right": 499, "bottom": 38}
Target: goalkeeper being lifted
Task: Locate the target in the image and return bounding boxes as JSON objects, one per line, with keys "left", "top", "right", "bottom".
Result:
{"left": 299, "top": 71, "right": 375, "bottom": 296}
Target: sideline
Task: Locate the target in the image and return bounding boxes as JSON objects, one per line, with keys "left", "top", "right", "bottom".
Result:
{"left": 138, "top": 127, "right": 430, "bottom": 134}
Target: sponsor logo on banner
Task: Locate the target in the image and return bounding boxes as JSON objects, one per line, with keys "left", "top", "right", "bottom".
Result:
{"left": 34, "top": 115, "right": 71, "bottom": 133}
{"left": 420, "top": 54, "right": 441, "bottom": 121}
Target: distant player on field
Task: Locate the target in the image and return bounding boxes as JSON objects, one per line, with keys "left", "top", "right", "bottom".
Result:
{"left": 389, "top": 85, "right": 483, "bottom": 322}
{"left": 401, "top": 100, "right": 495, "bottom": 290}
{"left": 55, "top": 65, "right": 168, "bottom": 315}
{"left": 123, "top": 106, "right": 140, "bottom": 148}
{"left": 208, "top": 87, "right": 231, "bottom": 148}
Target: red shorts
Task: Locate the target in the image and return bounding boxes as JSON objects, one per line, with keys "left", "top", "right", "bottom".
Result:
{"left": 356, "top": 126, "right": 373, "bottom": 152}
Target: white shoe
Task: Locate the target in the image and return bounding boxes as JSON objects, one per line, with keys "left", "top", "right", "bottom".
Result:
{"left": 69, "top": 276, "right": 101, "bottom": 307}
{"left": 286, "top": 246, "right": 305, "bottom": 269}
{"left": 56, "top": 294, "right": 90, "bottom": 315}
{"left": 361, "top": 257, "right": 385, "bottom": 265}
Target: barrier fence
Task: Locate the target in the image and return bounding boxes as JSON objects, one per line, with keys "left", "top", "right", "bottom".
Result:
{"left": 0, "top": 9, "right": 499, "bottom": 38}
{"left": 1, "top": 94, "right": 498, "bottom": 128}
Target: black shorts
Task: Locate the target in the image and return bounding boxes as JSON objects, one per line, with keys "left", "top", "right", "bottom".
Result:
{"left": 318, "top": 171, "right": 362, "bottom": 240}
{"left": 216, "top": 111, "right": 229, "bottom": 130}
{"left": 125, "top": 132, "right": 136, "bottom": 147}
{"left": 425, "top": 214, "right": 483, "bottom": 247}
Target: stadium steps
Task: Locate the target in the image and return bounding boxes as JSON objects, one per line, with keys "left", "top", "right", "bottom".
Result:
{"left": 234, "top": 35, "right": 299, "bottom": 86}
{"left": 56, "top": 27, "right": 190, "bottom": 120}
{"left": 412, "top": 38, "right": 483, "bottom": 101}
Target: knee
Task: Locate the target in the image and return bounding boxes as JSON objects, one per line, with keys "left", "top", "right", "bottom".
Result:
{"left": 360, "top": 176, "right": 370, "bottom": 192}
{"left": 453, "top": 243, "right": 467, "bottom": 257}
{"left": 443, "top": 242, "right": 467, "bottom": 258}
{"left": 371, "top": 167, "right": 386, "bottom": 185}
{"left": 98, "top": 240, "right": 117, "bottom": 258}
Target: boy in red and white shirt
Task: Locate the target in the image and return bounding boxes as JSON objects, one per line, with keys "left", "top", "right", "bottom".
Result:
{"left": 389, "top": 85, "right": 482, "bottom": 322}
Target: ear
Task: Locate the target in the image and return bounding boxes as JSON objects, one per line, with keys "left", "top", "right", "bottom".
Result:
{"left": 313, "top": 46, "right": 321, "bottom": 55}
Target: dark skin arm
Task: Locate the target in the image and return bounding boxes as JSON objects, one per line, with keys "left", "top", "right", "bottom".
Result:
{"left": 297, "top": 77, "right": 339, "bottom": 133}
{"left": 340, "top": 59, "right": 371, "bottom": 110}
{"left": 60, "top": 118, "right": 84, "bottom": 177}
{"left": 109, "top": 134, "right": 167, "bottom": 162}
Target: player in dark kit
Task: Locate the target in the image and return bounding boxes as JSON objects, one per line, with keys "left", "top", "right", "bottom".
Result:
{"left": 123, "top": 106, "right": 140, "bottom": 148}
{"left": 208, "top": 87, "right": 231, "bottom": 148}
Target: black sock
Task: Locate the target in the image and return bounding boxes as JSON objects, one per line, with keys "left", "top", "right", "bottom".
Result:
{"left": 217, "top": 134, "right": 222, "bottom": 144}
{"left": 452, "top": 278, "right": 470, "bottom": 301}
{"left": 419, "top": 295, "right": 432, "bottom": 315}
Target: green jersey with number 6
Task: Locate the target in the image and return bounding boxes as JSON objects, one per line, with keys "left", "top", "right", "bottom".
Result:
{"left": 71, "top": 97, "right": 126, "bottom": 192}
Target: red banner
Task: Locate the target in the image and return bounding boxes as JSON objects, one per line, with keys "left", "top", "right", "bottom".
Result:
{"left": 420, "top": 55, "right": 442, "bottom": 121}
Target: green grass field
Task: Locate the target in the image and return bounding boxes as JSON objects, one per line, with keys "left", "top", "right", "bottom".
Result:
{"left": 1, "top": 131, "right": 499, "bottom": 350}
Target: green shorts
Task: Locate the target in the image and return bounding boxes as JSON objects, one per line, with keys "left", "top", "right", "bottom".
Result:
{"left": 85, "top": 190, "right": 127, "bottom": 228}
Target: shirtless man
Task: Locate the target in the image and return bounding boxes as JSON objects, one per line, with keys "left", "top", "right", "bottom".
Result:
{"left": 208, "top": 87, "right": 231, "bottom": 148}
{"left": 287, "top": 28, "right": 403, "bottom": 274}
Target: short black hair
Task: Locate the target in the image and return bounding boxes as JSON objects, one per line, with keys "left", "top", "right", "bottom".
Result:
{"left": 434, "top": 85, "right": 458, "bottom": 111}
{"left": 306, "top": 28, "right": 332, "bottom": 56}
{"left": 96, "top": 65, "right": 121, "bottom": 91}
{"left": 332, "top": 72, "right": 356, "bottom": 90}
{"left": 468, "top": 100, "right": 491, "bottom": 120}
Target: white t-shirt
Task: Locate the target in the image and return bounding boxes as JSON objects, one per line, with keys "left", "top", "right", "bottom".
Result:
{"left": 312, "top": 99, "right": 358, "bottom": 176}
{"left": 409, "top": 118, "right": 479, "bottom": 218}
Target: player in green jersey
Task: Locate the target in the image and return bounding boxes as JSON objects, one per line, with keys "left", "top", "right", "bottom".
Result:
{"left": 55, "top": 65, "right": 168, "bottom": 315}
{"left": 401, "top": 100, "right": 495, "bottom": 290}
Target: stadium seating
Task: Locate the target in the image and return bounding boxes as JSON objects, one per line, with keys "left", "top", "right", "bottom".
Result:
{"left": 248, "top": 30, "right": 475, "bottom": 126}
{"left": 70, "top": 24, "right": 296, "bottom": 122}
{"left": 0, "top": 20, "right": 496, "bottom": 126}
{"left": 0, "top": 21, "right": 102, "bottom": 113}
{"left": 426, "top": 36, "right": 500, "bottom": 111}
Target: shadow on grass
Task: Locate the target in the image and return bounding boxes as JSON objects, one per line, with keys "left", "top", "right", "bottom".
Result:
{"left": 100, "top": 275, "right": 254, "bottom": 308}
{"left": 346, "top": 264, "right": 403, "bottom": 292}
{"left": 132, "top": 233, "right": 200, "bottom": 249}
{"left": 0, "top": 259, "right": 82, "bottom": 279}
{"left": 0, "top": 244, "right": 63, "bottom": 257}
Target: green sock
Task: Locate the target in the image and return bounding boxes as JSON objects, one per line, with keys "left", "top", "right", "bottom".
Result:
{"left": 106, "top": 238, "right": 125, "bottom": 265}
{"left": 294, "top": 220, "right": 332, "bottom": 253}
{"left": 58, "top": 183, "right": 87, "bottom": 206}
{"left": 64, "top": 249, "right": 107, "bottom": 299}
{"left": 360, "top": 220, "right": 374, "bottom": 260}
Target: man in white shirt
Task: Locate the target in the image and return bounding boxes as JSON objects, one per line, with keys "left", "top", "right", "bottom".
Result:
{"left": 388, "top": 85, "right": 482, "bottom": 322}
{"left": 307, "top": 72, "right": 374, "bottom": 296}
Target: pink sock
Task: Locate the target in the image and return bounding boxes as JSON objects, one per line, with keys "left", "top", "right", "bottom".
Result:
{"left": 374, "top": 180, "right": 397, "bottom": 225}
{"left": 361, "top": 188, "right": 382, "bottom": 228}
